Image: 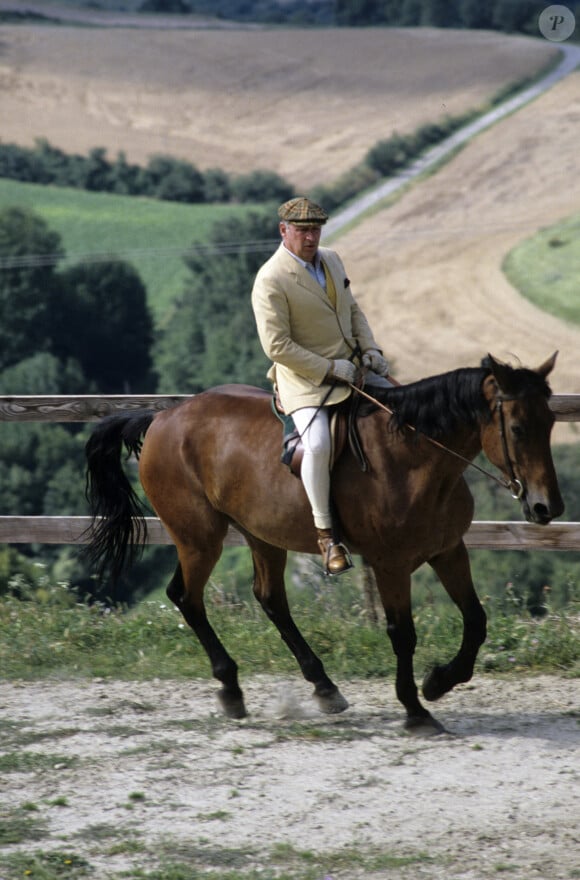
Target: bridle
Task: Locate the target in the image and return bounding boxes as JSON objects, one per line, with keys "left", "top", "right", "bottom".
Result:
{"left": 349, "top": 382, "right": 525, "bottom": 502}
{"left": 496, "top": 396, "right": 525, "bottom": 500}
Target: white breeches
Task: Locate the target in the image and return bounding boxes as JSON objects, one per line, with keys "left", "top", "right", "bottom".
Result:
{"left": 291, "top": 406, "right": 333, "bottom": 530}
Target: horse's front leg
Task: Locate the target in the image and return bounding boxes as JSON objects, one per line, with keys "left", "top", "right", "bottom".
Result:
{"left": 422, "top": 540, "right": 487, "bottom": 702}
{"left": 374, "top": 566, "right": 445, "bottom": 733}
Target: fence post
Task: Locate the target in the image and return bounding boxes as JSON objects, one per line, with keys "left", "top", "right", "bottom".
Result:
{"left": 360, "top": 559, "right": 381, "bottom": 625}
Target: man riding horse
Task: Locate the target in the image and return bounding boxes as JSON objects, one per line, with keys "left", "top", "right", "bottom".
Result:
{"left": 251, "top": 197, "right": 394, "bottom": 575}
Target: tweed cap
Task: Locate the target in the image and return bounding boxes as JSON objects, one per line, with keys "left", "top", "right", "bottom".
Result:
{"left": 278, "top": 196, "right": 328, "bottom": 226}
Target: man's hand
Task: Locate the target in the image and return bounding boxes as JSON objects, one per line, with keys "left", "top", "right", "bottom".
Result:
{"left": 362, "top": 349, "right": 389, "bottom": 376}
{"left": 327, "top": 359, "right": 357, "bottom": 384}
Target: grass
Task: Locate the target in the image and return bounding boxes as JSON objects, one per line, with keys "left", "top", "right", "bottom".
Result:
{"left": 0, "top": 806, "right": 48, "bottom": 846}
{"left": 0, "top": 751, "right": 78, "bottom": 773}
{"left": 0, "top": 850, "right": 91, "bottom": 879}
{"left": 503, "top": 211, "right": 580, "bottom": 326}
{"left": 132, "top": 840, "right": 433, "bottom": 878}
{"left": 0, "top": 578, "right": 577, "bottom": 682}
{"left": 0, "top": 179, "right": 257, "bottom": 322}
{"left": 0, "top": 836, "right": 435, "bottom": 880}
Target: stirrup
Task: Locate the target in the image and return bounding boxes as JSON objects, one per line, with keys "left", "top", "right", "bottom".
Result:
{"left": 317, "top": 531, "right": 353, "bottom": 576}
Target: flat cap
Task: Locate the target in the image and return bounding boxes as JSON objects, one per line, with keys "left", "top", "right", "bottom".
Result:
{"left": 278, "top": 196, "right": 328, "bottom": 226}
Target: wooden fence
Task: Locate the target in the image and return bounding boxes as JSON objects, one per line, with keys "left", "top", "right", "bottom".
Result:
{"left": 0, "top": 393, "right": 579, "bottom": 552}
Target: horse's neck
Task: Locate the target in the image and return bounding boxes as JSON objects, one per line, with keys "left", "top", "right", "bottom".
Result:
{"left": 436, "top": 427, "right": 482, "bottom": 463}
{"left": 364, "top": 413, "right": 482, "bottom": 474}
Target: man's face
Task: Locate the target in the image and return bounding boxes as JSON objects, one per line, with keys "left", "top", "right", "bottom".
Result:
{"left": 280, "top": 221, "right": 322, "bottom": 263}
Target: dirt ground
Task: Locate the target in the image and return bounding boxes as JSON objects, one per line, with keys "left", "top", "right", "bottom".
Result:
{"left": 0, "top": 674, "right": 578, "bottom": 878}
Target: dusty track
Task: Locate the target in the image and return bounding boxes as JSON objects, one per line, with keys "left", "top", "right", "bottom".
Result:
{"left": 0, "top": 674, "right": 578, "bottom": 878}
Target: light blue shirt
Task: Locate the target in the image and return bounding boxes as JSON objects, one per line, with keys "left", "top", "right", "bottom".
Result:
{"left": 283, "top": 245, "right": 326, "bottom": 290}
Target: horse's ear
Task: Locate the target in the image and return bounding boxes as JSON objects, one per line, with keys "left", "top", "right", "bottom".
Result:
{"left": 485, "top": 353, "right": 511, "bottom": 394}
{"left": 536, "top": 351, "right": 558, "bottom": 378}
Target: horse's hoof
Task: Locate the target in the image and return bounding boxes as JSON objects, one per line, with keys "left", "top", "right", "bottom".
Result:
{"left": 422, "top": 665, "right": 448, "bottom": 702}
{"left": 404, "top": 713, "right": 447, "bottom": 736}
{"left": 217, "top": 689, "right": 247, "bottom": 719}
{"left": 313, "top": 686, "right": 349, "bottom": 714}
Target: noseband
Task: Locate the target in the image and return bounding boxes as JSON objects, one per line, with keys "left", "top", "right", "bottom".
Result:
{"left": 496, "top": 397, "right": 525, "bottom": 500}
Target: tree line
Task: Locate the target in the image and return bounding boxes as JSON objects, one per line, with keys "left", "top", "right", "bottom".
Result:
{"left": 139, "top": 0, "right": 335, "bottom": 24}
{"left": 0, "top": 107, "right": 481, "bottom": 218}
{"left": 138, "top": 0, "right": 573, "bottom": 33}
{"left": 334, "top": 0, "right": 564, "bottom": 30}
{"left": 0, "top": 205, "right": 158, "bottom": 601}
{"left": 5, "top": 1, "right": 574, "bottom": 37}
{"left": 0, "top": 203, "right": 276, "bottom": 602}
{"left": 0, "top": 139, "right": 294, "bottom": 206}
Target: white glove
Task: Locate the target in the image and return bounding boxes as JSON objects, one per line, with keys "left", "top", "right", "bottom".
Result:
{"left": 362, "top": 349, "right": 389, "bottom": 376}
{"left": 328, "top": 359, "right": 357, "bottom": 384}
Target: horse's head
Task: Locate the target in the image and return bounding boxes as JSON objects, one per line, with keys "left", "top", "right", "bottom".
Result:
{"left": 480, "top": 352, "right": 564, "bottom": 525}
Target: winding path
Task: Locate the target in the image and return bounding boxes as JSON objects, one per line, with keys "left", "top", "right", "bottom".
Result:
{"left": 324, "top": 42, "right": 580, "bottom": 238}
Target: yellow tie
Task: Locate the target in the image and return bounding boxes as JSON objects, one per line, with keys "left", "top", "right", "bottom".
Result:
{"left": 321, "top": 261, "right": 337, "bottom": 309}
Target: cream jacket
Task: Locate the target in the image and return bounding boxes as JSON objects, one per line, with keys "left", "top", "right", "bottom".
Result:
{"left": 252, "top": 244, "right": 381, "bottom": 414}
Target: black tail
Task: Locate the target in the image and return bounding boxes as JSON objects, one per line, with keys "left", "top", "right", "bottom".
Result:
{"left": 84, "top": 410, "right": 155, "bottom": 582}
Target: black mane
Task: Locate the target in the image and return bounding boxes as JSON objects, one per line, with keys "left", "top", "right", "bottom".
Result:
{"left": 373, "top": 362, "right": 551, "bottom": 438}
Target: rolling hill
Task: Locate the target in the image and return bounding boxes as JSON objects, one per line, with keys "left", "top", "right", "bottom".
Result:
{"left": 0, "top": 21, "right": 557, "bottom": 188}
{"left": 1, "top": 14, "right": 579, "bottom": 426}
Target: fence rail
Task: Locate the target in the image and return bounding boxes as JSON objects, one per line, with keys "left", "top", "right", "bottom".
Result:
{"left": 0, "top": 393, "right": 578, "bottom": 551}
{"left": 0, "top": 393, "right": 576, "bottom": 423}
{"left": 0, "top": 516, "right": 579, "bottom": 552}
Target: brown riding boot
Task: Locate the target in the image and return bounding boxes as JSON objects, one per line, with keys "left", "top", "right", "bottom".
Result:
{"left": 316, "top": 528, "right": 353, "bottom": 576}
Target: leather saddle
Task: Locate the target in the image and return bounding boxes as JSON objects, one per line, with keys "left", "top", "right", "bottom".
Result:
{"left": 272, "top": 393, "right": 367, "bottom": 477}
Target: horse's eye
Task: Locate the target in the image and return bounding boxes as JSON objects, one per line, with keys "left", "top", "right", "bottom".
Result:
{"left": 511, "top": 424, "right": 525, "bottom": 440}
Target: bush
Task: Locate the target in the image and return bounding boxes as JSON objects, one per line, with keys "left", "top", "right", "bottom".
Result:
{"left": 0, "top": 139, "right": 295, "bottom": 205}
{"left": 311, "top": 163, "right": 380, "bottom": 213}
{"left": 139, "top": 0, "right": 192, "bottom": 11}
{"left": 144, "top": 155, "right": 205, "bottom": 203}
{"left": 366, "top": 132, "right": 414, "bottom": 176}
{"left": 230, "top": 170, "right": 294, "bottom": 203}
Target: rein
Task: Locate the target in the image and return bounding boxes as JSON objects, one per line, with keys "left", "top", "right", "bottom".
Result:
{"left": 349, "top": 381, "right": 525, "bottom": 500}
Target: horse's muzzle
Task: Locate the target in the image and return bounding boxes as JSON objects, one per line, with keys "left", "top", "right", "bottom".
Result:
{"left": 522, "top": 494, "right": 565, "bottom": 525}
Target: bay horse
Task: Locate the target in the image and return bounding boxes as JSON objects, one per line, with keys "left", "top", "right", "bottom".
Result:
{"left": 85, "top": 353, "right": 563, "bottom": 732}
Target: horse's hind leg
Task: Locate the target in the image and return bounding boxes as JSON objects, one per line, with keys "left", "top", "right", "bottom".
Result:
{"left": 250, "top": 541, "right": 348, "bottom": 714}
{"left": 422, "top": 540, "right": 487, "bottom": 702}
{"left": 167, "top": 543, "right": 246, "bottom": 720}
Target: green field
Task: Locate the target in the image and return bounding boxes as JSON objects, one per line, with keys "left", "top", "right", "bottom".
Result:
{"left": 0, "top": 179, "right": 258, "bottom": 323}
{"left": 503, "top": 211, "right": 580, "bottom": 326}
{"left": 3, "top": 177, "right": 580, "bottom": 333}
